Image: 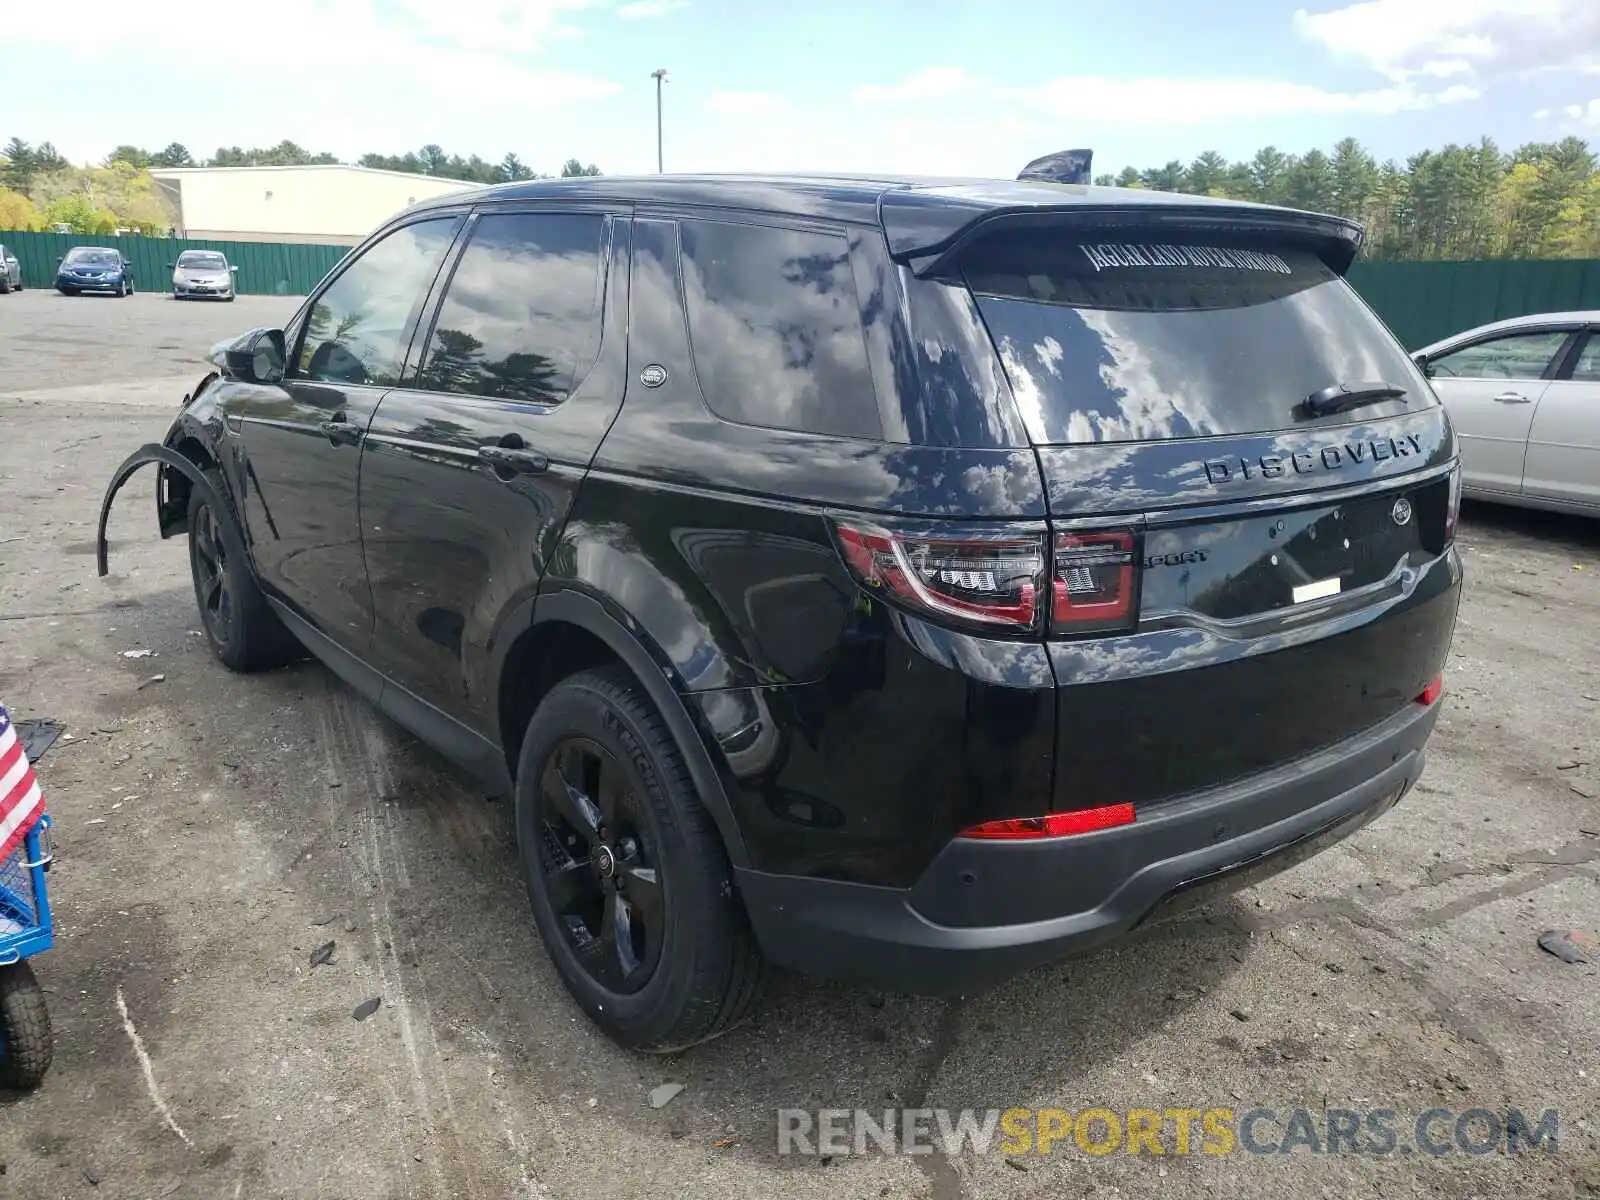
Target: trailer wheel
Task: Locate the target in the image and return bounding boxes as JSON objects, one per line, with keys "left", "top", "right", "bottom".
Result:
{"left": 0, "top": 961, "right": 52, "bottom": 1089}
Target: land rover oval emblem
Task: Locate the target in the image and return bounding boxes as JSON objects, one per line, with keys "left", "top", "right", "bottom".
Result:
{"left": 1391, "top": 497, "right": 1413, "bottom": 526}
{"left": 640, "top": 364, "right": 668, "bottom": 388}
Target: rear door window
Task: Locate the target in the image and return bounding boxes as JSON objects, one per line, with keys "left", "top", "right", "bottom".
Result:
{"left": 965, "top": 237, "right": 1431, "bottom": 446}
{"left": 416, "top": 211, "right": 606, "bottom": 405}
{"left": 679, "top": 219, "right": 880, "bottom": 440}
{"left": 1430, "top": 330, "right": 1570, "bottom": 380}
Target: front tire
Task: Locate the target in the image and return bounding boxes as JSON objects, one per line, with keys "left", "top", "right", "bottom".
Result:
{"left": 187, "top": 470, "right": 296, "bottom": 672}
{"left": 515, "top": 668, "right": 765, "bottom": 1052}
{"left": 0, "top": 962, "right": 53, "bottom": 1090}
{"left": 0, "top": 277, "right": 10, "bottom": 294}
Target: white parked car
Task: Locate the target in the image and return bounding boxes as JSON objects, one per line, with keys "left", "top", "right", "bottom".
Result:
{"left": 1414, "top": 311, "right": 1599, "bottom": 517}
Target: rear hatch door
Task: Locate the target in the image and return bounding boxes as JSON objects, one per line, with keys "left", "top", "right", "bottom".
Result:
{"left": 961, "top": 226, "right": 1461, "bottom": 810}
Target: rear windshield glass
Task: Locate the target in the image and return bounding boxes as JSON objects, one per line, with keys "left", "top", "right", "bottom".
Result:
{"left": 965, "top": 237, "right": 1429, "bottom": 445}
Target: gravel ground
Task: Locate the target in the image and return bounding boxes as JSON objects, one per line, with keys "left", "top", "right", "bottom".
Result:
{"left": 0, "top": 288, "right": 1597, "bottom": 1199}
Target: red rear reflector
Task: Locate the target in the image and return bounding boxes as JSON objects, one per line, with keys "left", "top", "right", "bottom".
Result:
{"left": 959, "top": 803, "right": 1136, "bottom": 840}
{"left": 1417, "top": 675, "right": 1444, "bottom": 706}
{"left": 1052, "top": 530, "right": 1137, "bottom": 635}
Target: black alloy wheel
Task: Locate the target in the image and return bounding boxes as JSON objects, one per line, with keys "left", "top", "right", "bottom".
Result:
{"left": 534, "top": 737, "right": 666, "bottom": 993}
{"left": 190, "top": 497, "right": 234, "bottom": 648}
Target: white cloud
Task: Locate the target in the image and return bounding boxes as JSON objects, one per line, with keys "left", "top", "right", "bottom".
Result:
{"left": 1004, "top": 75, "right": 1477, "bottom": 124}
{"left": 1564, "top": 99, "right": 1600, "bottom": 126}
{"left": 396, "top": 0, "right": 603, "bottom": 52}
{"left": 6, "top": 0, "right": 620, "bottom": 164}
{"left": 705, "top": 92, "right": 786, "bottom": 116}
{"left": 854, "top": 68, "right": 973, "bottom": 104}
{"left": 1534, "top": 107, "right": 1552, "bottom": 119}
{"left": 617, "top": 0, "right": 687, "bottom": 16}
{"left": 1294, "top": 0, "right": 1600, "bottom": 82}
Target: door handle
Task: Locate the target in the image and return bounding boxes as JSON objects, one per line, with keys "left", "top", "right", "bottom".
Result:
{"left": 479, "top": 445, "right": 550, "bottom": 475}
{"left": 319, "top": 419, "right": 364, "bottom": 445}
{"left": 1492, "top": 392, "right": 1532, "bottom": 404}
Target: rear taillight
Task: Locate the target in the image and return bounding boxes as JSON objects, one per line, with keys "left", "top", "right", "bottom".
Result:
{"left": 1444, "top": 464, "right": 1462, "bottom": 543}
{"left": 832, "top": 521, "right": 1047, "bottom": 631}
{"left": 959, "top": 803, "right": 1136, "bottom": 839}
{"left": 1417, "top": 674, "right": 1444, "bottom": 706}
{"left": 1053, "top": 530, "right": 1138, "bottom": 634}
{"left": 831, "top": 520, "right": 1143, "bottom": 637}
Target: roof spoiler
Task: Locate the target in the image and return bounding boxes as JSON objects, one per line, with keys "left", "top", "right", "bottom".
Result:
{"left": 878, "top": 186, "right": 1366, "bottom": 280}
{"left": 1017, "top": 149, "right": 1093, "bottom": 185}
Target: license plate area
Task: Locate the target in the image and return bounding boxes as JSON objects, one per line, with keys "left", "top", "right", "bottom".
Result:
{"left": 1141, "top": 478, "right": 1445, "bottom": 622}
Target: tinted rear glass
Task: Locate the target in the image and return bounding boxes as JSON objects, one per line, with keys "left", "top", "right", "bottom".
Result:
{"left": 679, "top": 219, "right": 881, "bottom": 441}
{"left": 966, "top": 237, "right": 1429, "bottom": 445}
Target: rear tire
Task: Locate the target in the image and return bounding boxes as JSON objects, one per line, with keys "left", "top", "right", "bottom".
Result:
{"left": 0, "top": 962, "right": 53, "bottom": 1090}
{"left": 0, "top": 277, "right": 10, "bottom": 294}
{"left": 515, "top": 667, "right": 765, "bottom": 1052}
{"left": 187, "top": 470, "right": 297, "bottom": 672}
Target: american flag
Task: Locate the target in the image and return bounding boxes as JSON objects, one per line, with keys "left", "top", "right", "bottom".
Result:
{"left": 0, "top": 704, "right": 46, "bottom": 861}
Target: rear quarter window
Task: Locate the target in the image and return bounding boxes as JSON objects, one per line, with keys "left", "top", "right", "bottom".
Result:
{"left": 965, "top": 237, "right": 1431, "bottom": 445}
{"left": 679, "top": 219, "right": 881, "bottom": 441}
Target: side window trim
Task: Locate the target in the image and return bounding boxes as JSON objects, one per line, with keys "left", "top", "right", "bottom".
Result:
{"left": 405, "top": 203, "right": 623, "bottom": 406}
{"left": 285, "top": 210, "right": 469, "bottom": 382}
{"left": 398, "top": 212, "right": 480, "bottom": 386}
{"left": 1550, "top": 328, "right": 1594, "bottom": 382}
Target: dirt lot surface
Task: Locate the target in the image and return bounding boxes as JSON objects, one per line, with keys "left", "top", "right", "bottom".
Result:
{"left": 1, "top": 289, "right": 1597, "bottom": 1199}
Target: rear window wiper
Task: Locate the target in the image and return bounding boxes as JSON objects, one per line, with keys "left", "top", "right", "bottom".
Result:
{"left": 1303, "top": 382, "right": 1407, "bottom": 418}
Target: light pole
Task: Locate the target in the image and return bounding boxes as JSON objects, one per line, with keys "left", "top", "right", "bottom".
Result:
{"left": 651, "top": 68, "right": 669, "bottom": 173}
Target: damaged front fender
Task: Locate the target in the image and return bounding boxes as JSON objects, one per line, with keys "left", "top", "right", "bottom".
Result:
{"left": 96, "top": 444, "right": 234, "bottom": 577}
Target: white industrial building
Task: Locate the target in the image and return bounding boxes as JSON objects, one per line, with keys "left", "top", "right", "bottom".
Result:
{"left": 149, "top": 164, "right": 484, "bottom": 245}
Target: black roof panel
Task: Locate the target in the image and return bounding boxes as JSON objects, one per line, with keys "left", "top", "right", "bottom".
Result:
{"left": 406, "top": 173, "right": 1364, "bottom": 273}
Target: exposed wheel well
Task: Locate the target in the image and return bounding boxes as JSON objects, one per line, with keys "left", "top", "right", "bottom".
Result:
{"left": 498, "top": 620, "right": 624, "bottom": 780}
{"left": 159, "top": 436, "right": 219, "bottom": 535}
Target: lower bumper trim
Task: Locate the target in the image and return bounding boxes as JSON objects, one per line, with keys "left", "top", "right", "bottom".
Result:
{"left": 735, "top": 705, "right": 1434, "bottom": 995}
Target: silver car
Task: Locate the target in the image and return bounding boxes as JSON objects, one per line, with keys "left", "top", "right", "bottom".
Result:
{"left": 170, "top": 250, "right": 237, "bottom": 301}
{"left": 1414, "top": 311, "right": 1599, "bottom": 518}
{"left": 0, "top": 243, "right": 22, "bottom": 293}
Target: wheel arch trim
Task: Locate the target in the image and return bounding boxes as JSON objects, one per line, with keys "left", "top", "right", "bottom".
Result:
{"left": 508, "top": 587, "right": 751, "bottom": 869}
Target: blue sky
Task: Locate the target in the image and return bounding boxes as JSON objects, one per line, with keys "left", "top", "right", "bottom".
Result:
{"left": 9, "top": 0, "right": 1600, "bottom": 178}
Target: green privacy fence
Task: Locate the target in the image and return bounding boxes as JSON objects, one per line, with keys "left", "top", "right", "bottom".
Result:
{"left": 1348, "top": 258, "right": 1600, "bottom": 350}
{"left": 0, "top": 231, "right": 353, "bottom": 296}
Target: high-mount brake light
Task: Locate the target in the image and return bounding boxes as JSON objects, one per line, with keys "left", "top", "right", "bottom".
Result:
{"left": 1052, "top": 530, "right": 1138, "bottom": 633}
{"left": 832, "top": 522, "right": 1047, "bottom": 630}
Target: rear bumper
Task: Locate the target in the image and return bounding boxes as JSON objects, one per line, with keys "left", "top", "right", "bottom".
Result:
{"left": 737, "top": 698, "right": 1437, "bottom": 994}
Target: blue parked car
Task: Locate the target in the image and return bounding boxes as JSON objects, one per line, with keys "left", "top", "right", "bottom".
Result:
{"left": 56, "top": 246, "right": 135, "bottom": 297}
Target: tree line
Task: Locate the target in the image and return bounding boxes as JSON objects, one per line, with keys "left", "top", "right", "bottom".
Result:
{"left": 3, "top": 131, "right": 1596, "bottom": 260}
{"left": 0, "top": 136, "right": 603, "bottom": 233}
{"left": 1092, "top": 136, "right": 1598, "bottom": 261}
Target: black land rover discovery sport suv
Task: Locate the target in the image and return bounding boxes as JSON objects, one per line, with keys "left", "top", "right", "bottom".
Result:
{"left": 101, "top": 173, "right": 1462, "bottom": 1051}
